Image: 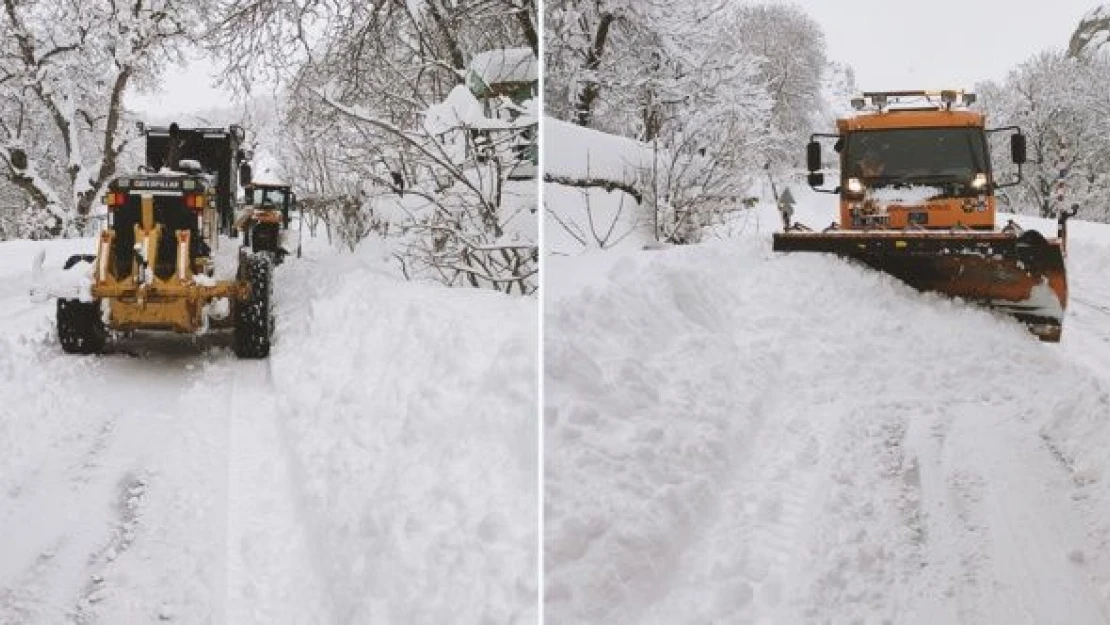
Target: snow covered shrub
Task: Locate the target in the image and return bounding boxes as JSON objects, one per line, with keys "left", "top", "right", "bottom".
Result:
{"left": 641, "top": 116, "right": 763, "bottom": 245}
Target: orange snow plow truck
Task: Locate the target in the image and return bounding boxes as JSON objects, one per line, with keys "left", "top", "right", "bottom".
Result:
{"left": 774, "top": 90, "right": 1072, "bottom": 342}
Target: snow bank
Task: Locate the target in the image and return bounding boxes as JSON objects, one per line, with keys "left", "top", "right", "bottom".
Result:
{"left": 268, "top": 237, "right": 537, "bottom": 624}
{"left": 545, "top": 117, "right": 650, "bottom": 184}
{"left": 544, "top": 118, "right": 654, "bottom": 254}
{"left": 547, "top": 192, "right": 1110, "bottom": 623}
{"left": 544, "top": 183, "right": 648, "bottom": 256}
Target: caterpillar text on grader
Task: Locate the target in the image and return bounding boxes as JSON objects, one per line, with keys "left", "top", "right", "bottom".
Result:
{"left": 55, "top": 123, "right": 274, "bottom": 358}
{"left": 774, "top": 90, "right": 1072, "bottom": 341}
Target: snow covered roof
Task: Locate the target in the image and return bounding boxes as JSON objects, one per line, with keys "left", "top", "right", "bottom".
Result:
{"left": 424, "top": 85, "right": 487, "bottom": 135}
{"left": 467, "top": 48, "right": 537, "bottom": 87}
{"left": 423, "top": 85, "right": 521, "bottom": 134}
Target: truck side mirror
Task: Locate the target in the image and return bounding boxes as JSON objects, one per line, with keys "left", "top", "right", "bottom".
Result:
{"left": 239, "top": 163, "right": 252, "bottom": 186}
{"left": 807, "top": 172, "right": 825, "bottom": 188}
{"left": 806, "top": 141, "right": 822, "bottom": 172}
{"left": 1011, "top": 133, "right": 1027, "bottom": 165}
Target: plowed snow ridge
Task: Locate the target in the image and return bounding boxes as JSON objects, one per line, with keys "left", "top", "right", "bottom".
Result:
{"left": 546, "top": 199, "right": 1110, "bottom": 625}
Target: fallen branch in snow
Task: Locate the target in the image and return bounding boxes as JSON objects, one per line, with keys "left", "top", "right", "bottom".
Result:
{"left": 543, "top": 172, "right": 642, "bottom": 203}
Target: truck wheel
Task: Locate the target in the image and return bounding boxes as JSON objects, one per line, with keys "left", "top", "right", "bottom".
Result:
{"left": 58, "top": 298, "right": 106, "bottom": 354}
{"left": 233, "top": 253, "right": 273, "bottom": 359}
{"left": 58, "top": 255, "right": 106, "bottom": 354}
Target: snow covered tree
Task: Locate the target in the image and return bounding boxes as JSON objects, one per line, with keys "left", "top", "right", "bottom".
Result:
{"left": 0, "top": 0, "right": 208, "bottom": 238}
{"left": 638, "top": 20, "right": 772, "bottom": 243}
{"left": 205, "top": 0, "right": 539, "bottom": 293}
{"left": 545, "top": 0, "right": 740, "bottom": 140}
{"left": 978, "top": 50, "right": 1110, "bottom": 221}
{"left": 546, "top": 1, "right": 835, "bottom": 244}
{"left": 818, "top": 61, "right": 859, "bottom": 127}
{"left": 726, "top": 4, "right": 826, "bottom": 196}
{"left": 1069, "top": 5, "right": 1110, "bottom": 58}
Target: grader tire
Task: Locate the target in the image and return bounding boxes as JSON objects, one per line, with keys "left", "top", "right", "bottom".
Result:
{"left": 57, "top": 255, "right": 106, "bottom": 354}
{"left": 233, "top": 253, "right": 273, "bottom": 359}
{"left": 58, "top": 299, "right": 106, "bottom": 354}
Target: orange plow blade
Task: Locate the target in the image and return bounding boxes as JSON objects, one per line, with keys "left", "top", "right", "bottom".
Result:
{"left": 772, "top": 229, "right": 1068, "bottom": 341}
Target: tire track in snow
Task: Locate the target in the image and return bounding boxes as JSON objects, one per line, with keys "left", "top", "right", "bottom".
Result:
{"left": 0, "top": 318, "right": 236, "bottom": 623}
{"left": 633, "top": 340, "right": 835, "bottom": 625}
{"left": 1039, "top": 272, "right": 1110, "bottom": 618}
{"left": 957, "top": 414, "right": 1110, "bottom": 624}
{"left": 223, "top": 351, "right": 337, "bottom": 623}
{"left": 900, "top": 403, "right": 989, "bottom": 625}
{"left": 61, "top": 349, "right": 232, "bottom": 624}
{"left": 69, "top": 472, "right": 151, "bottom": 624}
{"left": 788, "top": 400, "right": 924, "bottom": 624}
{"left": 0, "top": 347, "right": 137, "bottom": 625}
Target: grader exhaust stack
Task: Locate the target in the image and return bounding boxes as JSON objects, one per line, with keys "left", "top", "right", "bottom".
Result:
{"left": 774, "top": 90, "right": 1070, "bottom": 341}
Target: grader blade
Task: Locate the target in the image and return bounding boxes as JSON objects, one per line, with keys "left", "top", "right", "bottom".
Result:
{"left": 773, "top": 229, "right": 1068, "bottom": 341}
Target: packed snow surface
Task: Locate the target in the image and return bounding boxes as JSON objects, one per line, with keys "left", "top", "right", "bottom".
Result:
{"left": 546, "top": 190, "right": 1110, "bottom": 624}
{"left": 0, "top": 231, "right": 537, "bottom": 624}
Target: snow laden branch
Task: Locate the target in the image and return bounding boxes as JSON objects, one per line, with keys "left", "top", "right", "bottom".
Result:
{"left": 0, "top": 0, "right": 204, "bottom": 238}
{"left": 304, "top": 85, "right": 537, "bottom": 295}
{"left": 543, "top": 172, "right": 643, "bottom": 203}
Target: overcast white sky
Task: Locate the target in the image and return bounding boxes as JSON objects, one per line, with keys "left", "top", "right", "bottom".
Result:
{"left": 127, "top": 53, "right": 239, "bottom": 120}
{"left": 772, "top": 0, "right": 1100, "bottom": 90}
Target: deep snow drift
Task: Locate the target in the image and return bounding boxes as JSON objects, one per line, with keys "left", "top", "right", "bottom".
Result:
{"left": 546, "top": 191, "right": 1110, "bottom": 625}
{"left": 0, "top": 231, "right": 537, "bottom": 624}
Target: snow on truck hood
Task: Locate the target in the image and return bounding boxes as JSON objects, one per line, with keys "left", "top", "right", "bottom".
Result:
{"left": 866, "top": 185, "right": 944, "bottom": 205}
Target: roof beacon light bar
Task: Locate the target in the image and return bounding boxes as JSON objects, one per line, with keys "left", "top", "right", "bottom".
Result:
{"left": 851, "top": 90, "right": 977, "bottom": 112}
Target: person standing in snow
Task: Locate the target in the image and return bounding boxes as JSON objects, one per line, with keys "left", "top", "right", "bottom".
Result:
{"left": 778, "top": 186, "right": 796, "bottom": 230}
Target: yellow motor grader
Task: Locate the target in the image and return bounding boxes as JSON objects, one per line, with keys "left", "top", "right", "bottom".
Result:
{"left": 55, "top": 124, "right": 273, "bottom": 357}
{"left": 775, "top": 90, "right": 1072, "bottom": 341}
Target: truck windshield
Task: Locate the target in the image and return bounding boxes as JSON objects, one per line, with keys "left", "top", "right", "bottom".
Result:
{"left": 843, "top": 127, "right": 989, "bottom": 196}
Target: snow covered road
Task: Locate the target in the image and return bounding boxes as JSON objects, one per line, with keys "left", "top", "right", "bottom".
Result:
{"left": 546, "top": 201, "right": 1110, "bottom": 625}
{"left": 0, "top": 236, "right": 537, "bottom": 624}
